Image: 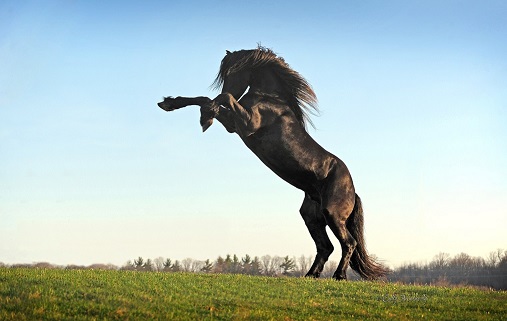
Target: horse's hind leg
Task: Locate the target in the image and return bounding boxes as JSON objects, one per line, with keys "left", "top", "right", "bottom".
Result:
{"left": 321, "top": 192, "right": 357, "bottom": 280}
{"left": 300, "top": 194, "right": 334, "bottom": 278}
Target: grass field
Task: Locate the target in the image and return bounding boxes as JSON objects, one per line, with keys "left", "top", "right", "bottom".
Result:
{"left": 0, "top": 268, "right": 505, "bottom": 320}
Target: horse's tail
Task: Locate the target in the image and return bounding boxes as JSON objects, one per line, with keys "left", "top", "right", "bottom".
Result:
{"left": 347, "top": 194, "right": 390, "bottom": 280}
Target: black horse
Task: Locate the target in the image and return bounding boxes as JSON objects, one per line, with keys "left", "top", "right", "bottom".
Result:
{"left": 158, "top": 47, "right": 388, "bottom": 280}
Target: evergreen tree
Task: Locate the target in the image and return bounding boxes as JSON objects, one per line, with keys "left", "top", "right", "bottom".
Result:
{"left": 172, "top": 260, "right": 181, "bottom": 272}
{"left": 163, "top": 258, "right": 173, "bottom": 272}
{"left": 224, "top": 255, "right": 234, "bottom": 273}
{"left": 123, "top": 260, "right": 135, "bottom": 271}
{"left": 134, "top": 257, "right": 144, "bottom": 271}
{"left": 280, "top": 256, "right": 296, "bottom": 276}
{"left": 214, "top": 256, "right": 226, "bottom": 273}
{"left": 201, "top": 259, "right": 213, "bottom": 273}
{"left": 250, "top": 256, "right": 263, "bottom": 276}
{"left": 241, "top": 255, "right": 252, "bottom": 274}
{"left": 143, "top": 259, "right": 154, "bottom": 272}
{"left": 232, "top": 254, "right": 241, "bottom": 273}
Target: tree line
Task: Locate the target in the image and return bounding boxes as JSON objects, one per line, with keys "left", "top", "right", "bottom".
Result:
{"left": 2, "top": 249, "right": 506, "bottom": 289}
{"left": 388, "top": 250, "right": 507, "bottom": 290}
{"left": 119, "top": 254, "right": 323, "bottom": 278}
{"left": 0, "top": 255, "right": 336, "bottom": 278}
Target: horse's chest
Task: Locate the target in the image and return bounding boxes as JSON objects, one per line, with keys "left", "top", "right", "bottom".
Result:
{"left": 244, "top": 134, "right": 288, "bottom": 160}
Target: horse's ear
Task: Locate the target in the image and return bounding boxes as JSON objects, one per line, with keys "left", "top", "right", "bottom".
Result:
{"left": 226, "top": 50, "right": 231, "bottom": 55}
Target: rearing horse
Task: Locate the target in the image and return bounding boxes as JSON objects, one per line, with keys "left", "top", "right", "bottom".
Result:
{"left": 158, "top": 47, "right": 388, "bottom": 280}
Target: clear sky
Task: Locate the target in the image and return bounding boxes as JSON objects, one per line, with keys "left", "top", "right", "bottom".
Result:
{"left": 1, "top": 0, "right": 506, "bottom": 268}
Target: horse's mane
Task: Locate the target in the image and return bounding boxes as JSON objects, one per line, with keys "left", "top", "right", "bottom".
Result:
{"left": 212, "top": 46, "right": 318, "bottom": 128}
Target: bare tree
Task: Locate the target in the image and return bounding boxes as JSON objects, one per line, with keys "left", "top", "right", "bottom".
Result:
{"left": 296, "top": 255, "right": 313, "bottom": 277}
{"left": 154, "top": 257, "right": 165, "bottom": 272}
{"left": 66, "top": 264, "right": 87, "bottom": 270}
{"left": 430, "top": 252, "right": 450, "bottom": 270}
{"left": 488, "top": 249, "right": 507, "bottom": 267}
{"left": 261, "top": 255, "right": 273, "bottom": 276}
{"left": 88, "top": 263, "right": 116, "bottom": 270}
{"left": 261, "top": 255, "right": 283, "bottom": 276}
{"left": 120, "top": 260, "right": 135, "bottom": 271}
{"left": 33, "top": 262, "right": 56, "bottom": 269}
{"left": 182, "top": 258, "right": 194, "bottom": 272}
{"left": 321, "top": 260, "right": 338, "bottom": 278}
{"left": 190, "top": 260, "right": 205, "bottom": 273}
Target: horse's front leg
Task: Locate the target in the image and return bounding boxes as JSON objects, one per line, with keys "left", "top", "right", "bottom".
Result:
{"left": 158, "top": 96, "right": 212, "bottom": 111}
{"left": 199, "top": 102, "right": 220, "bottom": 132}
{"left": 213, "top": 93, "right": 259, "bottom": 135}
{"left": 209, "top": 106, "right": 236, "bottom": 133}
{"left": 158, "top": 96, "right": 221, "bottom": 132}
{"left": 157, "top": 95, "right": 238, "bottom": 133}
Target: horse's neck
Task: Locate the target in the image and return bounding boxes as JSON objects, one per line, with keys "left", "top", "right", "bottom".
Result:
{"left": 250, "top": 69, "right": 284, "bottom": 97}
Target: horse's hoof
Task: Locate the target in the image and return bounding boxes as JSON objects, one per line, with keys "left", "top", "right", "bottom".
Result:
{"left": 201, "top": 119, "right": 213, "bottom": 132}
{"left": 158, "top": 97, "right": 177, "bottom": 111}
{"left": 332, "top": 273, "right": 347, "bottom": 281}
{"left": 304, "top": 272, "right": 320, "bottom": 279}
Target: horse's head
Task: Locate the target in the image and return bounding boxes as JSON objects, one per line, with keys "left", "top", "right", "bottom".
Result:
{"left": 222, "top": 68, "right": 251, "bottom": 99}
{"left": 213, "top": 49, "right": 255, "bottom": 99}
{"left": 214, "top": 46, "right": 318, "bottom": 128}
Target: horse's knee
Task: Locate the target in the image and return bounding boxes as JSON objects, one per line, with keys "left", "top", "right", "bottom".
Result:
{"left": 320, "top": 242, "right": 334, "bottom": 258}
{"left": 321, "top": 207, "right": 357, "bottom": 250}
{"left": 300, "top": 196, "right": 323, "bottom": 225}
{"left": 300, "top": 194, "right": 317, "bottom": 213}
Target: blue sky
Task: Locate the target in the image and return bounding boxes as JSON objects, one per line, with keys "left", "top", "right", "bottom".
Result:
{"left": 1, "top": 0, "right": 506, "bottom": 267}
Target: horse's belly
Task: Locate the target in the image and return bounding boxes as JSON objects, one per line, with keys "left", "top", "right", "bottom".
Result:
{"left": 244, "top": 129, "right": 343, "bottom": 193}
{"left": 254, "top": 147, "right": 336, "bottom": 192}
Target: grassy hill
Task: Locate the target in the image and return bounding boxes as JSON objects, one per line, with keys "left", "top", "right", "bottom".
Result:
{"left": 1, "top": 268, "right": 505, "bottom": 320}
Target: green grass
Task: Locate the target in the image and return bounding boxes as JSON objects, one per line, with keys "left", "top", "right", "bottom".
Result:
{"left": 0, "top": 268, "right": 505, "bottom": 320}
